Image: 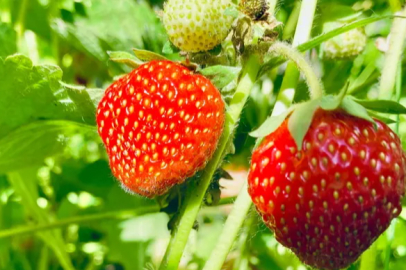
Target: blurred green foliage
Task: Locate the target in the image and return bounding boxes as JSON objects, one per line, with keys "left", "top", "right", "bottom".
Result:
{"left": 0, "top": 0, "right": 406, "bottom": 269}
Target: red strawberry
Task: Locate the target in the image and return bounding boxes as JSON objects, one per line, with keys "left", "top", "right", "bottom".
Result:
{"left": 96, "top": 60, "right": 225, "bottom": 197}
{"left": 248, "top": 109, "right": 406, "bottom": 270}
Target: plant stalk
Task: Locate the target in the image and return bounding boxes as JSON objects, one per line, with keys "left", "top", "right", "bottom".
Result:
{"left": 201, "top": 2, "right": 320, "bottom": 268}
{"left": 203, "top": 182, "right": 252, "bottom": 270}
{"left": 280, "top": 0, "right": 318, "bottom": 93}
{"left": 379, "top": 6, "right": 406, "bottom": 100}
{"left": 159, "top": 55, "right": 261, "bottom": 270}
{"left": 270, "top": 42, "right": 323, "bottom": 99}
{"left": 0, "top": 196, "right": 236, "bottom": 239}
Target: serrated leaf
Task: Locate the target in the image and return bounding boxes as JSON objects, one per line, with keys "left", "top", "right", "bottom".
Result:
{"left": 353, "top": 99, "right": 406, "bottom": 115}
{"left": 340, "top": 96, "right": 375, "bottom": 125}
{"left": 0, "top": 54, "right": 86, "bottom": 138}
{"left": 61, "top": 82, "right": 102, "bottom": 125}
{"left": 288, "top": 100, "right": 320, "bottom": 150}
{"left": 132, "top": 48, "right": 168, "bottom": 62}
{"left": 162, "top": 41, "right": 180, "bottom": 54}
{"left": 199, "top": 65, "right": 242, "bottom": 89}
{"left": 107, "top": 51, "right": 143, "bottom": 68}
{"left": 224, "top": 6, "right": 239, "bottom": 18}
{"left": 0, "top": 121, "right": 95, "bottom": 173}
{"left": 249, "top": 107, "right": 295, "bottom": 138}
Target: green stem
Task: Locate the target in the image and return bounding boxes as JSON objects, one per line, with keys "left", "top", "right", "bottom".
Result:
{"left": 267, "top": 0, "right": 278, "bottom": 15}
{"left": 159, "top": 55, "right": 261, "bottom": 270}
{"left": 269, "top": 42, "right": 323, "bottom": 99}
{"left": 0, "top": 196, "right": 236, "bottom": 239}
{"left": 280, "top": 0, "right": 318, "bottom": 93}
{"left": 379, "top": 6, "right": 406, "bottom": 100}
{"left": 15, "top": 0, "right": 28, "bottom": 49}
{"left": 282, "top": 1, "right": 301, "bottom": 41}
{"left": 200, "top": 2, "right": 320, "bottom": 268}
{"left": 0, "top": 206, "right": 159, "bottom": 239}
{"left": 203, "top": 182, "right": 252, "bottom": 270}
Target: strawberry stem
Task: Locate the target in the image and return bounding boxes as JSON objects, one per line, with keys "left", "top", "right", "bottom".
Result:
{"left": 379, "top": 6, "right": 406, "bottom": 100}
{"left": 269, "top": 42, "right": 323, "bottom": 99}
{"left": 159, "top": 55, "right": 261, "bottom": 270}
{"left": 202, "top": 182, "right": 252, "bottom": 270}
{"left": 203, "top": 0, "right": 320, "bottom": 267}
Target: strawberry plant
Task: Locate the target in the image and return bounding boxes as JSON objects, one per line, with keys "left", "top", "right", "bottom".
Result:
{"left": 1, "top": 1, "right": 406, "bottom": 270}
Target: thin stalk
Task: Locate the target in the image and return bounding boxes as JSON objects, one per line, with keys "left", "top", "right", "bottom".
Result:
{"left": 282, "top": 1, "right": 301, "bottom": 41}
{"left": 202, "top": 2, "right": 319, "bottom": 267}
{"left": 379, "top": 6, "right": 406, "bottom": 100}
{"left": 269, "top": 42, "right": 323, "bottom": 99}
{"left": 15, "top": 0, "right": 29, "bottom": 51}
{"left": 203, "top": 182, "right": 252, "bottom": 270}
{"left": 0, "top": 196, "right": 236, "bottom": 239}
{"left": 268, "top": 0, "right": 278, "bottom": 15}
{"left": 159, "top": 55, "right": 261, "bottom": 270}
{"left": 0, "top": 206, "right": 159, "bottom": 239}
{"left": 280, "top": 0, "right": 318, "bottom": 93}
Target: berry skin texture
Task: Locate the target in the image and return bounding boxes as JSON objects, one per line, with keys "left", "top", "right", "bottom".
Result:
{"left": 97, "top": 61, "right": 225, "bottom": 198}
{"left": 323, "top": 28, "right": 367, "bottom": 59}
{"left": 162, "top": 0, "right": 234, "bottom": 53}
{"left": 248, "top": 109, "right": 406, "bottom": 270}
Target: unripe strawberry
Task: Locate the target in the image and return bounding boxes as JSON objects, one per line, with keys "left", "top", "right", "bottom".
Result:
{"left": 323, "top": 28, "right": 367, "bottom": 59}
{"left": 162, "top": 0, "right": 234, "bottom": 52}
{"left": 248, "top": 109, "right": 405, "bottom": 270}
{"left": 97, "top": 61, "right": 225, "bottom": 197}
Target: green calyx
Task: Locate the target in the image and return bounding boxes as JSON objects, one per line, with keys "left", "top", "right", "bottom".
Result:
{"left": 250, "top": 87, "right": 406, "bottom": 150}
{"left": 240, "top": 0, "right": 269, "bottom": 20}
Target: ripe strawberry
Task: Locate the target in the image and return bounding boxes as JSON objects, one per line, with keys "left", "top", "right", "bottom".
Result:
{"left": 248, "top": 109, "right": 406, "bottom": 270}
{"left": 162, "top": 0, "right": 234, "bottom": 53}
{"left": 97, "top": 60, "right": 225, "bottom": 197}
{"left": 323, "top": 28, "right": 367, "bottom": 59}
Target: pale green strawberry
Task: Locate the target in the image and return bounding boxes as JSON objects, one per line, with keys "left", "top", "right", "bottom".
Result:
{"left": 323, "top": 28, "right": 367, "bottom": 59}
{"left": 163, "top": 0, "right": 234, "bottom": 52}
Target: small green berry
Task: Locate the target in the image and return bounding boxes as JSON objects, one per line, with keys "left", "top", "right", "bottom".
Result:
{"left": 163, "top": 0, "right": 234, "bottom": 53}
{"left": 323, "top": 28, "right": 367, "bottom": 59}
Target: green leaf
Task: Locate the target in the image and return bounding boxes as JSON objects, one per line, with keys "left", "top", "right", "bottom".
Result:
{"left": 249, "top": 107, "right": 295, "bottom": 138}
{"left": 288, "top": 100, "right": 320, "bottom": 150}
{"left": 61, "top": 82, "right": 101, "bottom": 125}
{"left": 162, "top": 41, "right": 180, "bottom": 54}
{"left": 224, "top": 6, "right": 239, "bottom": 18}
{"left": 0, "top": 54, "right": 87, "bottom": 138}
{"left": 0, "top": 121, "right": 95, "bottom": 174}
{"left": 199, "top": 65, "right": 242, "bottom": 89}
{"left": 340, "top": 96, "right": 375, "bottom": 125}
{"left": 107, "top": 51, "right": 143, "bottom": 68}
{"left": 132, "top": 48, "right": 168, "bottom": 62}
{"left": 353, "top": 99, "right": 406, "bottom": 115}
